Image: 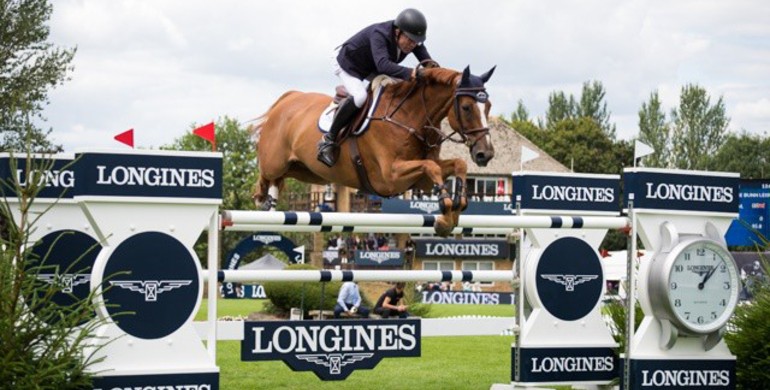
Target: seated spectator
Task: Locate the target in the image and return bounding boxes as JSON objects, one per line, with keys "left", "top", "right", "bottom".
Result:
{"left": 374, "top": 282, "right": 409, "bottom": 318}
{"left": 334, "top": 281, "right": 370, "bottom": 318}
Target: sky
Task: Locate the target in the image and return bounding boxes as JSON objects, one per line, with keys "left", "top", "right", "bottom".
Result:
{"left": 42, "top": 0, "right": 770, "bottom": 151}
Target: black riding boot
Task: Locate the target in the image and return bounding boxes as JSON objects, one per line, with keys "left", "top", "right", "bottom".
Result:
{"left": 317, "top": 97, "right": 358, "bottom": 167}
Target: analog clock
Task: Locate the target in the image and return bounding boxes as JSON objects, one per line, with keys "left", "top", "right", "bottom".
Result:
{"left": 648, "top": 223, "right": 740, "bottom": 350}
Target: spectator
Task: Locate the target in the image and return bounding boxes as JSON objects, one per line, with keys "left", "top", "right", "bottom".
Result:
{"left": 334, "top": 281, "right": 370, "bottom": 318}
{"left": 374, "top": 282, "right": 409, "bottom": 318}
{"left": 367, "top": 235, "right": 377, "bottom": 250}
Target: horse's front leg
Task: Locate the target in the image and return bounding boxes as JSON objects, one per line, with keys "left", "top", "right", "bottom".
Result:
{"left": 435, "top": 158, "right": 468, "bottom": 226}
{"left": 391, "top": 159, "right": 463, "bottom": 237}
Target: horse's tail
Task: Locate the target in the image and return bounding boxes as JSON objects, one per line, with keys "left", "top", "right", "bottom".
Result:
{"left": 249, "top": 91, "right": 298, "bottom": 146}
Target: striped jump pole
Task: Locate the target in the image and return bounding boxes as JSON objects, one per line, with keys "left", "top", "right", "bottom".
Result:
{"left": 221, "top": 210, "right": 629, "bottom": 230}
{"left": 223, "top": 223, "right": 515, "bottom": 235}
{"left": 213, "top": 269, "right": 515, "bottom": 284}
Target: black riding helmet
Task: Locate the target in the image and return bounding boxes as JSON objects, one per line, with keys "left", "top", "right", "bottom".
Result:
{"left": 394, "top": 8, "right": 427, "bottom": 43}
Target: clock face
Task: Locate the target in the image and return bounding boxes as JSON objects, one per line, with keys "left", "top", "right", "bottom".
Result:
{"left": 666, "top": 240, "right": 739, "bottom": 334}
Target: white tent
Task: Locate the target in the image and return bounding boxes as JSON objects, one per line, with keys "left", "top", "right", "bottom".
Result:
{"left": 239, "top": 253, "right": 287, "bottom": 270}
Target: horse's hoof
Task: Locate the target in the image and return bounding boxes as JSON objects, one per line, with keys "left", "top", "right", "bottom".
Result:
{"left": 434, "top": 218, "right": 453, "bottom": 237}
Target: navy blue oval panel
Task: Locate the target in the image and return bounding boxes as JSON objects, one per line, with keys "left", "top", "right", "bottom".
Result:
{"left": 26, "top": 230, "right": 100, "bottom": 326}
{"left": 103, "top": 232, "right": 199, "bottom": 339}
{"left": 536, "top": 237, "right": 603, "bottom": 321}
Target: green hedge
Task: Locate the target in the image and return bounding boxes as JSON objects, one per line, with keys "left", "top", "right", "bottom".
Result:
{"left": 263, "top": 264, "right": 341, "bottom": 316}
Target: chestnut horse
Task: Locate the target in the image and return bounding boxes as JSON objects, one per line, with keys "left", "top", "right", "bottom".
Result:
{"left": 252, "top": 66, "right": 496, "bottom": 236}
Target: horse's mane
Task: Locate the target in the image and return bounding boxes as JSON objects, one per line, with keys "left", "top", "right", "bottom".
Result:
{"left": 386, "top": 68, "right": 460, "bottom": 96}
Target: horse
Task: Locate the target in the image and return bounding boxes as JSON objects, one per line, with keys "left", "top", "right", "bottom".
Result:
{"left": 252, "top": 65, "right": 496, "bottom": 237}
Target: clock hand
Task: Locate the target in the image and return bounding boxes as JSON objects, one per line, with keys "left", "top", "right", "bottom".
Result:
{"left": 698, "top": 261, "right": 720, "bottom": 290}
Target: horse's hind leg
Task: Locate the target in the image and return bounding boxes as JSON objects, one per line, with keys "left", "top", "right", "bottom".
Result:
{"left": 253, "top": 176, "right": 282, "bottom": 211}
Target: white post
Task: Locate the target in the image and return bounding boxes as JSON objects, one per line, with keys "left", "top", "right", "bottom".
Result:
{"left": 207, "top": 212, "right": 219, "bottom": 360}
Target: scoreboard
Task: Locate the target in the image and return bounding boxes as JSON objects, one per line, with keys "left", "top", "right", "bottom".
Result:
{"left": 725, "top": 179, "right": 770, "bottom": 247}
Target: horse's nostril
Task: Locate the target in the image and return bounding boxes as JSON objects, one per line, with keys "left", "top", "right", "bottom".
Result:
{"left": 475, "top": 152, "right": 486, "bottom": 162}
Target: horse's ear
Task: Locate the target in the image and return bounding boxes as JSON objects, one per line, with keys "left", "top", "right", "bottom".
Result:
{"left": 480, "top": 66, "right": 496, "bottom": 83}
{"left": 461, "top": 66, "right": 471, "bottom": 85}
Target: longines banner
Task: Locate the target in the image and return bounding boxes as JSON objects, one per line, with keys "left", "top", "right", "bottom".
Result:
{"left": 512, "top": 173, "right": 620, "bottom": 212}
{"left": 354, "top": 250, "right": 403, "bottom": 266}
{"left": 421, "top": 290, "right": 514, "bottom": 305}
{"left": 323, "top": 250, "right": 405, "bottom": 266}
{"left": 242, "top": 319, "right": 421, "bottom": 380}
{"left": 381, "top": 198, "right": 514, "bottom": 215}
{"left": 415, "top": 239, "right": 510, "bottom": 259}
{"left": 623, "top": 169, "right": 739, "bottom": 213}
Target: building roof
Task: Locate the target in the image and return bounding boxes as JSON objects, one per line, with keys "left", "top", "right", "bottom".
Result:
{"left": 440, "top": 117, "right": 570, "bottom": 175}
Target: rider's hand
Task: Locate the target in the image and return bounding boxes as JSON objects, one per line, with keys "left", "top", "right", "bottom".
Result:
{"left": 423, "top": 59, "right": 440, "bottom": 68}
{"left": 412, "top": 67, "right": 425, "bottom": 80}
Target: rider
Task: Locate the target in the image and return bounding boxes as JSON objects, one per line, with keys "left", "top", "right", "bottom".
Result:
{"left": 317, "top": 8, "right": 438, "bottom": 167}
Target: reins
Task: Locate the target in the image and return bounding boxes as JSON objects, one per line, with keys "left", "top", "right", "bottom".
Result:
{"left": 368, "top": 77, "right": 490, "bottom": 151}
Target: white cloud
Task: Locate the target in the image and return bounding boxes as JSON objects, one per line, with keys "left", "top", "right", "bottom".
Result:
{"left": 42, "top": 0, "right": 770, "bottom": 150}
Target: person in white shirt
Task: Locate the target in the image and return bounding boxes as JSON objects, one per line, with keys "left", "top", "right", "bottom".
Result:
{"left": 334, "top": 281, "right": 370, "bottom": 318}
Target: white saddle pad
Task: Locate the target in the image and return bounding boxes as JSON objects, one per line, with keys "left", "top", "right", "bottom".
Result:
{"left": 317, "top": 86, "right": 384, "bottom": 135}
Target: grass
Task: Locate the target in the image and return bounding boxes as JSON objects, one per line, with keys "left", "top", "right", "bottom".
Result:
{"left": 194, "top": 299, "right": 556, "bottom": 388}
{"left": 216, "top": 336, "right": 513, "bottom": 389}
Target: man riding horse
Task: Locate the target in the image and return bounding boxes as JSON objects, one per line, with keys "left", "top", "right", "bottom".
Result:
{"left": 317, "top": 8, "right": 439, "bottom": 167}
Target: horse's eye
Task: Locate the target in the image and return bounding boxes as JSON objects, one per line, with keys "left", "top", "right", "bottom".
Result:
{"left": 462, "top": 105, "right": 472, "bottom": 113}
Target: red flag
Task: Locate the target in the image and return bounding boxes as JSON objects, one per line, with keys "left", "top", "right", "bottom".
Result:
{"left": 114, "top": 129, "right": 134, "bottom": 148}
{"left": 193, "top": 122, "right": 216, "bottom": 151}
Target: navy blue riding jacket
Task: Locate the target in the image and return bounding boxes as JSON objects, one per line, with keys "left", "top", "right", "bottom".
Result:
{"left": 336, "top": 20, "right": 432, "bottom": 81}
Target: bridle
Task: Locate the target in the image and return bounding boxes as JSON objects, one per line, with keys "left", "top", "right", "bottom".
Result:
{"left": 371, "top": 77, "right": 490, "bottom": 151}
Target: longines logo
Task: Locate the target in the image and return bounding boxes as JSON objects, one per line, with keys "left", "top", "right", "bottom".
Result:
{"left": 296, "top": 353, "right": 374, "bottom": 375}
{"left": 645, "top": 182, "right": 733, "bottom": 203}
{"left": 425, "top": 243, "right": 499, "bottom": 257}
{"left": 541, "top": 274, "right": 599, "bottom": 292}
{"left": 110, "top": 280, "right": 192, "bottom": 301}
{"left": 95, "top": 385, "right": 211, "bottom": 390}
{"left": 409, "top": 200, "right": 439, "bottom": 214}
{"left": 37, "top": 273, "right": 90, "bottom": 293}
{"left": 243, "top": 319, "right": 421, "bottom": 380}
{"left": 359, "top": 251, "right": 400, "bottom": 264}
{"left": 252, "top": 234, "right": 281, "bottom": 245}
{"left": 95, "top": 165, "right": 216, "bottom": 188}
{"left": 688, "top": 265, "right": 714, "bottom": 276}
{"left": 640, "top": 369, "right": 731, "bottom": 387}
{"left": 531, "top": 185, "right": 614, "bottom": 203}
{"left": 16, "top": 169, "right": 74, "bottom": 189}
{"left": 531, "top": 356, "right": 614, "bottom": 373}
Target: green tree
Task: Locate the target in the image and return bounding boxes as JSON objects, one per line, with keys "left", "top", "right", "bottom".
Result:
{"left": 1, "top": 0, "right": 75, "bottom": 152}
{"left": 638, "top": 91, "right": 670, "bottom": 168}
{"left": 540, "top": 117, "right": 627, "bottom": 174}
{"left": 670, "top": 84, "right": 729, "bottom": 170}
{"left": 577, "top": 80, "right": 616, "bottom": 138}
{"left": 543, "top": 91, "right": 576, "bottom": 129}
{"left": 509, "top": 100, "right": 530, "bottom": 122}
{"left": 712, "top": 131, "right": 770, "bottom": 179}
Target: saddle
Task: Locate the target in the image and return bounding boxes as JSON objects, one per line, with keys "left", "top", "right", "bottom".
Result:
{"left": 317, "top": 76, "right": 393, "bottom": 141}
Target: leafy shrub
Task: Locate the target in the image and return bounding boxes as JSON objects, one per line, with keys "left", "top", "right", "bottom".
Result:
{"left": 262, "top": 264, "right": 341, "bottom": 316}
{"left": 0, "top": 155, "right": 105, "bottom": 388}
{"left": 725, "top": 256, "right": 770, "bottom": 390}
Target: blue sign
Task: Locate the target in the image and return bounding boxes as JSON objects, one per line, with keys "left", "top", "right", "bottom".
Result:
{"left": 536, "top": 237, "right": 603, "bottom": 321}
{"left": 74, "top": 152, "right": 222, "bottom": 199}
{"left": 0, "top": 155, "right": 76, "bottom": 199}
{"left": 623, "top": 358, "right": 735, "bottom": 389}
{"left": 26, "top": 230, "right": 100, "bottom": 325}
{"left": 242, "top": 319, "right": 421, "bottom": 380}
{"left": 415, "top": 239, "right": 510, "bottom": 259}
{"left": 726, "top": 180, "right": 770, "bottom": 246}
{"left": 354, "top": 250, "right": 404, "bottom": 266}
{"left": 512, "top": 173, "right": 619, "bottom": 212}
{"left": 92, "top": 372, "right": 219, "bottom": 390}
{"left": 381, "top": 198, "right": 514, "bottom": 215}
{"left": 623, "top": 170, "right": 739, "bottom": 213}
{"left": 102, "top": 231, "right": 199, "bottom": 339}
{"left": 513, "top": 347, "right": 617, "bottom": 383}
{"left": 421, "top": 290, "right": 514, "bottom": 305}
